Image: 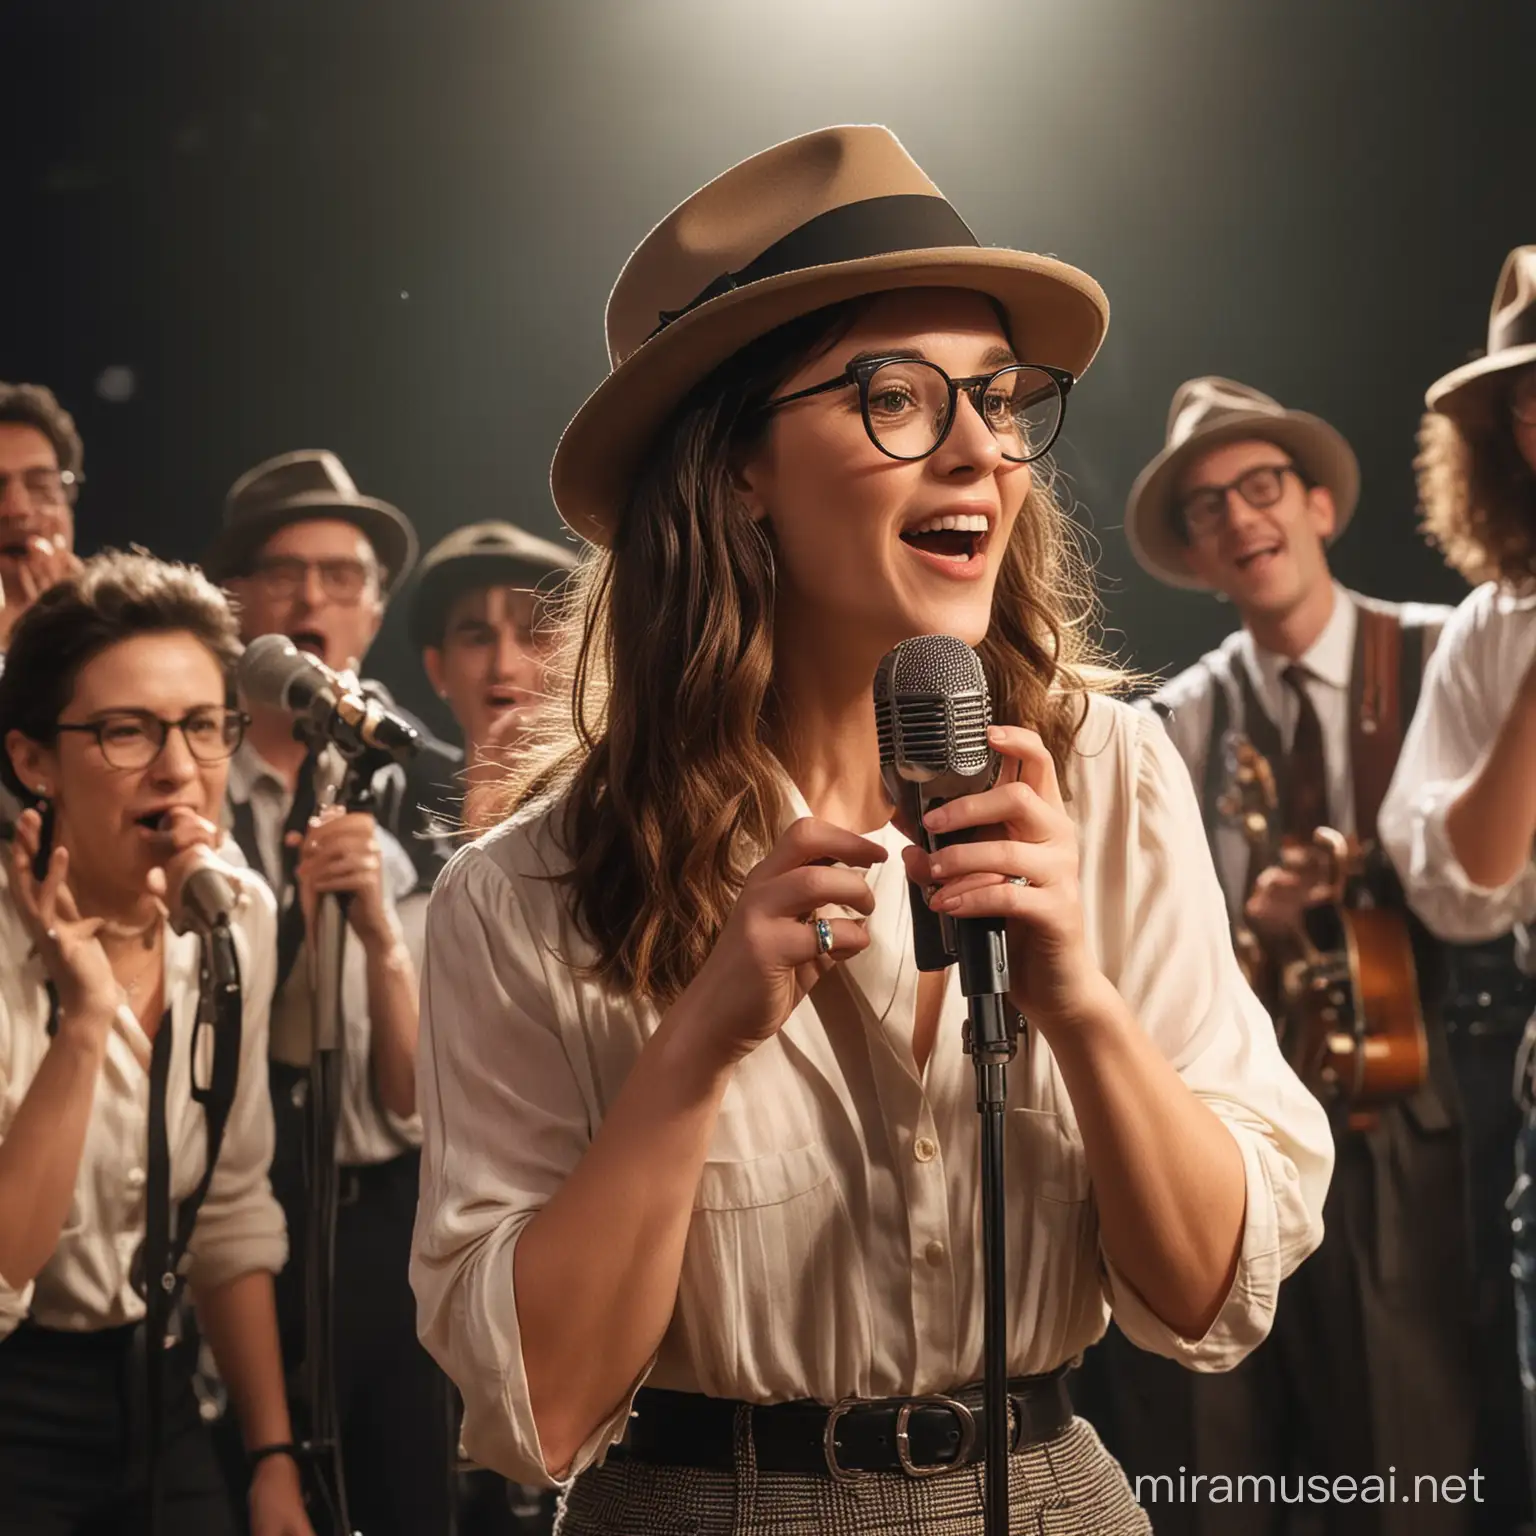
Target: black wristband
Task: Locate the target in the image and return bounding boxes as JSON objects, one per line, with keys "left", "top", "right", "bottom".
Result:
{"left": 248, "top": 1441, "right": 301, "bottom": 1472}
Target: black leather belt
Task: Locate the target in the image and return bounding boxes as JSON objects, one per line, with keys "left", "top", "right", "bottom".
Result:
{"left": 620, "top": 1367, "right": 1072, "bottom": 1481}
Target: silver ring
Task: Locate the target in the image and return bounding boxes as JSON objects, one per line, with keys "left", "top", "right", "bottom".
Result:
{"left": 812, "top": 916, "right": 834, "bottom": 956}
{"left": 1008, "top": 875, "right": 1031, "bottom": 887}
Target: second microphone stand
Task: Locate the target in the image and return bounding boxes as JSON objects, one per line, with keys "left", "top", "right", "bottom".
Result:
{"left": 293, "top": 729, "right": 399, "bottom": 1536}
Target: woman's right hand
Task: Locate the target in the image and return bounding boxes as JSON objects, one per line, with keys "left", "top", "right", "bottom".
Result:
{"left": 9, "top": 808, "right": 117, "bottom": 1038}
{"left": 679, "top": 817, "right": 887, "bottom": 1066}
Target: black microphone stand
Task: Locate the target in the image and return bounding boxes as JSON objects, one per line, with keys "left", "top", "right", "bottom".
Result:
{"left": 955, "top": 915, "right": 1021, "bottom": 1536}
{"left": 292, "top": 727, "right": 399, "bottom": 1536}
{"left": 911, "top": 840, "right": 1021, "bottom": 1536}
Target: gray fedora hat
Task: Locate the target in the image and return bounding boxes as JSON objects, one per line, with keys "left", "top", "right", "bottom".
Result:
{"left": 204, "top": 449, "right": 418, "bottom": 595}
{"left": 407, "top": 520, "right": 578, "bottom": 651}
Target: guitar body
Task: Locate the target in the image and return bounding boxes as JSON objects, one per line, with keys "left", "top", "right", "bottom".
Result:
{"left": 1283, "top": 900, "right": 1430, "bottom": 1111}
{"left": 1220, "top": 736, "right": 1428, "bottom": 1116}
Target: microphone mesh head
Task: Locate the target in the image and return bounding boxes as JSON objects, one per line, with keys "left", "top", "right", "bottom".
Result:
{"left": 237, "top": 633, "right": 321, "bottom": 711}
{"left": 873, "top": 634, "right": 992, "bottom": 777}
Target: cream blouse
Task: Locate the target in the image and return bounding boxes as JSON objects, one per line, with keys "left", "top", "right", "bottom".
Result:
{"left": 410, "top": 694, "right": 1333, "bottom": 1486}
{"left": 0, "top": 864, "right": 287, "bottom": 1335}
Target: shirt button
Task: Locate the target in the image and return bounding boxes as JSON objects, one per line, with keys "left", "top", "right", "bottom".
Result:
{"left": 913, "top": 1136, "right": 938, "bottom": 1163}
{"left": 126, "top": 1169, "right": 146, "bottom": 1191}
{"left": 924, "top": 1240, "right": 946, "bottom": 1267}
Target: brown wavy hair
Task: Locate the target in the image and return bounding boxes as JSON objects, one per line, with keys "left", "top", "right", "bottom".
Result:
{"left": 493, "top": 298, "right": 1119, "bottom": 1003}
{"left": 1417, "top": 366, "right": 1536, "bottom": 589}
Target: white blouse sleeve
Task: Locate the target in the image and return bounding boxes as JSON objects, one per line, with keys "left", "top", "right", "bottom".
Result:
{"left": 0, "top": 1020, "right": 37, "bottom": 1328}
{"left": 1098, "top": 712, "right": 1333, "bottom": 1369}
{"left": 411, "top": 837, "right": 647, "bottom": 1487}
{"left": 185, "top": 871, "right": 288, "bottom": 1290}
{"left": 1378, "top": 585, "right": 1536, "bottom": 942}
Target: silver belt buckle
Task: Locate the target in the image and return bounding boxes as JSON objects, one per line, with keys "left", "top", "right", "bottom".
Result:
{"left": 895, "top": 1394, "right": 976, "bottom": 1478}
{"left": 822, "top": 1398, "right": 873, "bottom": 1483}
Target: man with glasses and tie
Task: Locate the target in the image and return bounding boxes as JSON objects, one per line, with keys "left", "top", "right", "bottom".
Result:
{"left": 203, "top": 450, "right": 454, "bottom": 1536}
{"left": 1079, "top": 378, "right": 1497, "bottom": 1535}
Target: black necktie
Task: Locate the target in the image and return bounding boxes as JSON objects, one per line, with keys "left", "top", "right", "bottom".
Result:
{"left": 1282, "top": 664, "right": 1328, "bottom": 838}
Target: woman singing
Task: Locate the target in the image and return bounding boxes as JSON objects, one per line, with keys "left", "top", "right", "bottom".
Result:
{"left": 411, "top": 126, "right": 1333, "bottom": 1534}
{"left": 0, "top": 552, "right": 312, "bottom": 1535}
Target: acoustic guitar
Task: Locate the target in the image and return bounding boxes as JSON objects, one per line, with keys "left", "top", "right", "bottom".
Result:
{"left": 1218, "top": 734, "right": 1428, "bottom": 1117}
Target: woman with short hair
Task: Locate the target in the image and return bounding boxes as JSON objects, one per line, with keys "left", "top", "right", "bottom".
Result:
{"left": 0, "top": 550, "right": 312, "bottom": 1535}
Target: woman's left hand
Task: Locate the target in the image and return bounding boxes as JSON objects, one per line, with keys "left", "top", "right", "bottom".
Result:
{"left": 248, "top": 1453, "right": 316, "bottom": 1536}
{"left": 899, "top": 724, "right": 1103, "bottom": 1032}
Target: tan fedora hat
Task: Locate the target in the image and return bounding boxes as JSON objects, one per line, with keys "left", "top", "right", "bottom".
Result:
{"left": 550, "top": 125, "right": 1110, "bottom": 547}
{"left": 1125, "top": 377, "right": 1359, "bottom": 590}
{"left": 204, "top": 449, "right": 418, "bottom": 595}
{"left": 1427, "top": 245, "right": 1536, "bottom": 417}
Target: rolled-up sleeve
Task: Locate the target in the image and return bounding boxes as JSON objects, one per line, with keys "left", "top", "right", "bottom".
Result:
{"left": 186, "top": 873, "right": 288, "bottom": 1289}
{"left": 411, "top": 838, "right": 643, "bottom": 1486}
{"left": 1099, "top": 712, "right": 1333, "bottom": 1369}
{"left": 1379, "top": 584, "right": 1536, "bottom": 943}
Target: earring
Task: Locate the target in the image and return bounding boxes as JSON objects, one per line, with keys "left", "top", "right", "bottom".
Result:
{"left": 33, "top": 784, "right": 49, "bottom": 798}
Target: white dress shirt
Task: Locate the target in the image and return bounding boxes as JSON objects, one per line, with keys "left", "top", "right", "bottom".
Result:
{"left": 0, "top": 865, "right": 287, "bottom": 1336}
{"left": 225, "top": 743, "right": 426, "bottom": 1167}
{"left": 1379, "top": 582, "right": 1536, "bottom": 943}
{"left": 1153, "top": 585, "right": 1447, "bottom": 916}
{"left": 410, "top": 693, "right": 1334, "bottom": 1486}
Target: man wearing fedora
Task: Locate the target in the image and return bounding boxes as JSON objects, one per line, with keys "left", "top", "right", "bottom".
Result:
{"left": 405, "top": 520, "right": 576, "bottom": 1536}
{"left": 204, "top": 449, "right": 454, "bottom": 1536}
{"left": 407, "top": 519, "right": 576, "bottom": 843}
{"left": 1381, "top": 244, "right": 1536, "bottom": 1524}
{"left": 1100, "top": 377, "right": 1499, "bottom": 1534}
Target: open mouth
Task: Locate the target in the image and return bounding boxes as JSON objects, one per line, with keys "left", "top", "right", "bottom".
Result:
{"left": 899, "top": 513, "right": 991, "bottom": 566}
{"left": 132, "top": 804, "right": 199, "bottom": 834}
{"left": 287, "top": 629, "right": 327, "bottom": 656}
{"left": 1234, "top": 544, "right": 1282, "bottom": 572}
{"left": 485, "top": 687, "right": 528, "bottom": 711}
{"left": 0, "top": 541, "right": 30, "bottom": 561}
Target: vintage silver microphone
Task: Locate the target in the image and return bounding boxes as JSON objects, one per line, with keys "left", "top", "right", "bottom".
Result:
{"left": 239, "top": 634, "right": 420, "bottom": 763}
{"left": 874, "top": 633, "right": 1001, "bottom": 978}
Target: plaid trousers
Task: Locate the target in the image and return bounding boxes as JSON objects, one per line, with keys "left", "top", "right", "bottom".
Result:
{"left": 555, "top": 1415, "right": 1152, "bottom": 1535}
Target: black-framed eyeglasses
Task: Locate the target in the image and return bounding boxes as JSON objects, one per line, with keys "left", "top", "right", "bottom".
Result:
{"left": 762, "top": 356, "right": 1075, "bottom": 464}
{"left": 55, "top": 707, "right": 250, "bottom": 770}
{"left": 1178, "top": 463, "right": 1306, "bottom": 537}
{"left": 0, "top": 467, "right": 82, "bottom": 509}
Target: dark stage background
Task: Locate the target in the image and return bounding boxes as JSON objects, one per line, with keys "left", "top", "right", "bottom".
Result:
{"left": 2, "top": 0, "right": 1529, "bottom": 742}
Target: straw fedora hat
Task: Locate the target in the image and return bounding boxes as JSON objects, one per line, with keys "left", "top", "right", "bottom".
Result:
{"left": 550, "top": 124, "right": 1110, "bottom": 546}
{"left": 1427, "top": 245, "right": 1536, "bottom": 418}
{"left": 1125, "top": 377, "right": 1359, "bottom": 590}
{"left": 406, "top": 519, "right": 577, "bottom": 651}
{"left": 205, "top": 449, "right": 418, "bottom": 595}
